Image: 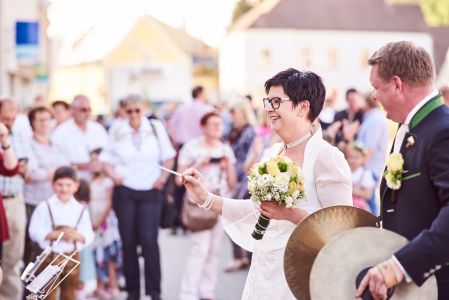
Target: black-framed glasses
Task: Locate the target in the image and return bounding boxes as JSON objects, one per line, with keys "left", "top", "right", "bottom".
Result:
{"left": 262, "top": 97, "right": 291, "bottom": 110}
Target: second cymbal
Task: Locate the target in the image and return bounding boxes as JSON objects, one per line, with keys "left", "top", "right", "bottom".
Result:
{"left": 284, "top": 205, "right": 377, "bottom": 300}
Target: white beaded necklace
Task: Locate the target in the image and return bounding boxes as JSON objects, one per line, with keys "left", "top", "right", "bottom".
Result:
{"left": 283, "top": 124, "right": 318, "bottom": 150}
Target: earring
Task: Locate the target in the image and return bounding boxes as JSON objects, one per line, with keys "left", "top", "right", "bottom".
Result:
{"left": 299, "top": 113, "right": 303, "bottom": 117}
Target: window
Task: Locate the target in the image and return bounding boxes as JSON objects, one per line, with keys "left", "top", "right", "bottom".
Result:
{"left": 328, "top": 49, "right": 338, "bottom": 69}
{"left": 299, "top": 48, "right": 311, "bottom": 68}
{"left": 260, "top": 49, "right": 271, "bottom": 67}
{"left": 360, "top": 49, "right": 370, "bottom": 69}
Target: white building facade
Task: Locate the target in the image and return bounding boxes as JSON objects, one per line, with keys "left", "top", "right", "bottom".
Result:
{"left": 220, "top": 29, "right": 433, "bottom": 103}
{"left": 219, "top": 0, "right": 445, "bottom": 106}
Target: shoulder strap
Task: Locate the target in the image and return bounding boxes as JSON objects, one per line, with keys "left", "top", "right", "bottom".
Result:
{"left": 46, "top": 201, "right": 55, "bottom": 228}
{"left": 148, "top": 119, "right": 162, "bottom": 163}
{"left": 75, "top": 207, "right": 86, "bottom": 229}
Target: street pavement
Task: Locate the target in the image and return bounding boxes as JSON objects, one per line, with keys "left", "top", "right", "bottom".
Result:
{"left": 106, "top": 228, "right": 248, "bottom": 300}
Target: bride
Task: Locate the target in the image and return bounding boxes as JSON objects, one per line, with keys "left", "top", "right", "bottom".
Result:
{"left": 182, "top": 68, "right": 353, "bottom": 299}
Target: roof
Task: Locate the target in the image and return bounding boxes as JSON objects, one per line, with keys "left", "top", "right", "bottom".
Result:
{"left": 230, "top": 0, "right": 449, "bottom": 72}
{"left": 58, "top": 15, "right": 216, "bottom": 67}
{"left": 231, "top": 0, "right": 428, "bottom": 32}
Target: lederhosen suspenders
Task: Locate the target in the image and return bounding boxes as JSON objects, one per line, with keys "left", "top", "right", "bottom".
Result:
{"left": 46, "top": 201, "right": 86, "bottom": 252}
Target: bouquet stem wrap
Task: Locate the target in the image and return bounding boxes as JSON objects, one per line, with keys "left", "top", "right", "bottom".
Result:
{"left": 251, "top": 214, "right": 271, "bottom": 240}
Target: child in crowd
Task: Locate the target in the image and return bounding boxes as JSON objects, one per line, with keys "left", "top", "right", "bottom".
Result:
{"left": 89, "top": 149, "right": 121, "bottom": 298}
{"left": 28, "top": 166, "right": 94, "bottom": 300}
{"left": 346, "top": 142, "right": 376, "bottom": 211}
{"left": 74, "top": 179, "right": 97, "bottom": 299}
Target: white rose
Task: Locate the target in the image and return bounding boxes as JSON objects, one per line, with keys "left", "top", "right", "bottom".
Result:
{"left": 293, "top": 190, "right": 300, "bottom": 199}
{"left": 260, "top": 174, "right": 273, "bottom": 184}
{"left": 248, "top": 180, "right": 256, "bottom": 192}
{"left": 274, "top": 173, "right": 290, "bottom": 186}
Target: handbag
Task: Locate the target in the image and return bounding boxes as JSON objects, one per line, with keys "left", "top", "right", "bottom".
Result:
{"left": 181, "top": 142, "right": 228, "bottom": 232}
{"left": 181, "top": 193, "right": 218, "bottom": 232}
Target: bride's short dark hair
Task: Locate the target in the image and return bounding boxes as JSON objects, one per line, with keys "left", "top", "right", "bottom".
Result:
{"left": 264, "top": 68, "right": 325, "bottom": 121}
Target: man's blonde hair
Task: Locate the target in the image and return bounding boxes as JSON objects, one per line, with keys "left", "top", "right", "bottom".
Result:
{"left": 368, "top": 41, "right": 435, "bottom": 86}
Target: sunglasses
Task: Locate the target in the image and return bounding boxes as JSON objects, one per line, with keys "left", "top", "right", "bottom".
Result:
{"left": 78, "top": 107, "right": 91, "bottom": 113}
{"left": 262, "top": 97, "right": 291, "bottom": 110}
{"left": 126, "top": 108, "right": 141, "bottom": 114}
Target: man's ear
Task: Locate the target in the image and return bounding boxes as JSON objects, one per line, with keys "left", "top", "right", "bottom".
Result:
{"left": 391, "top": 76, "right": 404, "bottom": 95}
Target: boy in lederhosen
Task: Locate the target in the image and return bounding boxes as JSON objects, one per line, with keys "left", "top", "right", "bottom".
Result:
{"left": 28, "top": 166, "right": 94, "bottom": 300}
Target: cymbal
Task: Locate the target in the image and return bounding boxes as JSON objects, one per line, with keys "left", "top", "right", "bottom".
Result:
{"left": 310, "top": 227, "right": 437, "bottom": 299}
{"left": 284, "top": 205, "right": 377, "bottom": 300}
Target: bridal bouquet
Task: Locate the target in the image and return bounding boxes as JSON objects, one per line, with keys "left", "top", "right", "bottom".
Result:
{"left": 247, "top": 156, "right": 305, "bottom": 240}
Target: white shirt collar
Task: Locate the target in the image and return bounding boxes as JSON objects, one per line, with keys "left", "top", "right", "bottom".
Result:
{"left": 405, "top": 90, "right": 439, "bottom": 125}
{"left": 48, "top": 194, "right": 78, "bottom": 206}
{"left": 123, "top": 117, "right": 152, "bottom": 133}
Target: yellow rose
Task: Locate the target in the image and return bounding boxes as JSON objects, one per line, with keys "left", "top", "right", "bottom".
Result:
{"left": 267, "top": 160, "right": 280, "bottom": 176}
{"left": 288, "top": 181, "right": 297, "bottom": 194}
{"left": 386, "top": 153, "right": 404, "bottom": 172}
{"left": 287, "top": 163, "right": 298, "bottom": 178}
{"left": 296, "top": 178, "right": 304, "bottom": 190}
{"left": 385, "top": 171, "right": 401, "bottom": 190}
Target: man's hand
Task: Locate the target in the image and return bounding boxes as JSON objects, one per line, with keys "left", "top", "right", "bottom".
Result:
{"left": 356, "top": 266, "right": 388, "bottom": 300}
{"left": 356, "top": 259, "right": 404, "bottom": 300}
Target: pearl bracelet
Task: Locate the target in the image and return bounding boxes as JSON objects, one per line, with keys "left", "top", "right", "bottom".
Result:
{"left": 198, "top": 192, "right": 213, "bottom": 210}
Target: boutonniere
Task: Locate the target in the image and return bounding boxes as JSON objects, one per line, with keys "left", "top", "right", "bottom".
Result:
{"left": 405, "top": 135, "right": 416, "bottom": 149}
{"left": 384, "top": 152, "right": 422, "bottom": 192}
{"left": 384, "top": 153, "right": 404, "bottom": 190}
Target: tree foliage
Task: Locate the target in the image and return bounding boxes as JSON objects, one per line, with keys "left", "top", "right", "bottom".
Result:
{"left": 232, "top": 0, "right": 260, "bottom": 23}
{"left": 421, "top": 0, "right": 449, "bottom": 26}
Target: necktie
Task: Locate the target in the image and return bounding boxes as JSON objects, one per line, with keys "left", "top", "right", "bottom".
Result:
{"left": 393, "top": 124, "right": 409, "bottom": 153}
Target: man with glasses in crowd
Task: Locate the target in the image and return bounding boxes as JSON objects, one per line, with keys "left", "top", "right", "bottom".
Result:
{"left": 51, "top": 95, "right": 108, "bottom": 179}
{"left": 0, "top": 98, "right": 37, "bottom": 300}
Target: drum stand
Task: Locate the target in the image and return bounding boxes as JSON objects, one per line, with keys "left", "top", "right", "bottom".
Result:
{"left": 21, "top": 233, "right": 80, "bottom": 300}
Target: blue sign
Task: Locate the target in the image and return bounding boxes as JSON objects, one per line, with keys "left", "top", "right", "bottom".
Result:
{"left": 16, "top": 21, "right": 40, "bottom": 64}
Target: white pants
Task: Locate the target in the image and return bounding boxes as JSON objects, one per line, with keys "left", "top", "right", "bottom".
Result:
{"left": 179, "top": 220, "right": 223, "bottom": 300}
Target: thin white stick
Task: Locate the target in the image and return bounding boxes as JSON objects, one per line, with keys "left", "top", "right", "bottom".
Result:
{"left": 157, "top": 165, "right": 183, "bottom": 177}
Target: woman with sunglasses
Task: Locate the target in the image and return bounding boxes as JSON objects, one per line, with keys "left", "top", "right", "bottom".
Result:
{"left": 182, "top": 68, "right": 353, "bottom": 299}
{"left": 100, "top": 95, "right": 175, "bottom": 300}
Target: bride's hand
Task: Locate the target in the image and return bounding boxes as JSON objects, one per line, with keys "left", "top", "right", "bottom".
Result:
{"left": 260, "top": 201, "right": 308, "bottom": 224}
{"left": 181, "top": 168, "right": 208, "bottom": 205}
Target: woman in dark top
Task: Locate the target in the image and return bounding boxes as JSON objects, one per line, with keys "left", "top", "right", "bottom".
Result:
{"left": 225, "top": 100, "right": 257, "bottom": 272}
{"left": 0, "top": 122, "right": 19, "bottom": 263}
